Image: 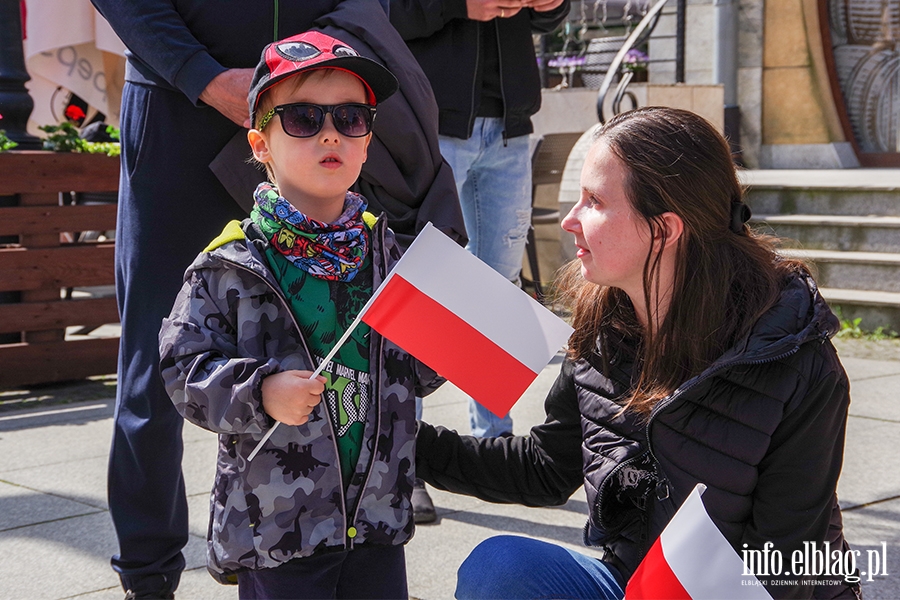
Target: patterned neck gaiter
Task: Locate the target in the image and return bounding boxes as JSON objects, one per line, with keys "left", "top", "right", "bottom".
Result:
{"left": 250, "top": 182, "right": 369, "bottom": 282}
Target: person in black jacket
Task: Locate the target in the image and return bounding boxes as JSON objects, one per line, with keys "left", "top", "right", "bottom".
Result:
{"left": 89, "top": 1, "right": 463, "bottom": 597}
{"left": 415, "top": 107, "right": 861, "bottom": 599}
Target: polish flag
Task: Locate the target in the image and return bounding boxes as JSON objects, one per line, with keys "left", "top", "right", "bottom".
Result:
{"left": 247, "top": 222, "right": 572, "bottom": 461}
{"left": 361, "top": 222, "right": 573, "bottom": 418}
{"left": 626, "top": 484, "right": 772, "bottom": 599}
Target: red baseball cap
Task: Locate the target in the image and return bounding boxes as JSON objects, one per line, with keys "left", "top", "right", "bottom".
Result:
{"left": 248, "top": 31, "right": 399, "bottom": 124}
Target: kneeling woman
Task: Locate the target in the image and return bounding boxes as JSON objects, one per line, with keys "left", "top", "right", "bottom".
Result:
{"left": 415, "top": 107, "right": 859, "bottom": 599}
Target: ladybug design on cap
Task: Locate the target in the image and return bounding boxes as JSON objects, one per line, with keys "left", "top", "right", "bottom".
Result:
{"left": 248, "top": 31, "right": 399, "bottom": 123}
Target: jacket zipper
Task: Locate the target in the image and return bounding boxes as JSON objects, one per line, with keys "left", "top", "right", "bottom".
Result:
{"left": 494, "top": 20, "right": 509, "bottom": 146}
{"left": 345, "top": 220, "right": 388, "bottom": 549}
{"left": 346, "top": 331, "right": 385, "bottom": 548}
{"left": 593, "top": 450, "right": 651, "bottom": 532}
{"left": 466, "top": 25, "right": 481, "bottom": 137}
{"left": 221, "top": 258, "right": 353, "bottom": 543}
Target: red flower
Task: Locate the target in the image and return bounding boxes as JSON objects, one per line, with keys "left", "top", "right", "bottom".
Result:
{"left": 65, "top": 105, "right": 86, "bottom": 122}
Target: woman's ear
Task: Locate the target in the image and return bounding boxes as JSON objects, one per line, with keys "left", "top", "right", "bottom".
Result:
{"left": 657, "top": 212, "right": 684, "bottom": 250}
{"left": 247, "top": 129, "right": 271, "bottom": 164}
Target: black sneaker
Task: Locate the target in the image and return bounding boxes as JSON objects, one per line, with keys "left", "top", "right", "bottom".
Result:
{"left": 121, "top": 572, "right": 178, "bottom": 600}
{"left": 412, "top": 478, "right": 437, "bottom": 524}
{"left": 124, "top": 591, "right": 174, "bottom": 600}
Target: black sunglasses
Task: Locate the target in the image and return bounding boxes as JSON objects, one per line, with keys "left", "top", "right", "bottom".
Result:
{"left": 258, "top": 102, "right": 376, "bottom": 138}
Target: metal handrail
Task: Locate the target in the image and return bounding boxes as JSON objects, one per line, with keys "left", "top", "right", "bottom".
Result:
{"left": 596, "top": 0, "right": 671, "bottom": 123}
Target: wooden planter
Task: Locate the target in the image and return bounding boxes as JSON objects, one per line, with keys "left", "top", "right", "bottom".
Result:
{"left": 0, "top": 151, "right": 119, "bottom": 388}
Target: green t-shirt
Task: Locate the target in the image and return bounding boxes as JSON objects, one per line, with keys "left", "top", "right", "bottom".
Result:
{"left": 264, "top": 247, "right": 372, "bottom": 486}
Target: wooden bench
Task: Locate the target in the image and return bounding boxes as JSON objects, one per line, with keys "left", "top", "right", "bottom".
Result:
{"left": 0, "top": 151, "right": 119, "bottom": 388}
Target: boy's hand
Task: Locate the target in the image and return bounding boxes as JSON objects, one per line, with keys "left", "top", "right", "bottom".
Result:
{"left": 261, "top": 371, "right": 326, "bottom": 426}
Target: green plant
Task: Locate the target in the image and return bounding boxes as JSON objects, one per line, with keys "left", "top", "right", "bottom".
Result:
{"left": 39, "top": 121, "right": 82, "bottom": 152}
{"left": 38, "top": 121, "right": 120, "bottom": 157}
{"left": 833, "top": 306, "right": 899, "bottom": 340}
{"left": 867, "top": 326, "right": 899, "bottom": 340}
{"left": 0, "top": 129, "right": 17, "bottom": 152}
{"left": 835, "top": 316, "right": 864, "bottom": 339}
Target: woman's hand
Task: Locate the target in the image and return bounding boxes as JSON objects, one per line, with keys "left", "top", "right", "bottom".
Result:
{"left": 261, "top": 370, "right": 326, "bottom": 426}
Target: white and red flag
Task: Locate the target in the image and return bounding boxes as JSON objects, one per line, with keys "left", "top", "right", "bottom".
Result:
{"left": 249, "top": 222, "right": 572, "bottom": 461}
{"left": 361, "top": 222, "right": 573, "bottom": 418}
{"left": 626, "top": 484, "right": 772, "bottom": 600}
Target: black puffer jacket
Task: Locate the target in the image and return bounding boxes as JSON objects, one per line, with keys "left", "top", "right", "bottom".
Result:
{"left": 389, "top": 0, "right": 569, "bottom": 139}
{"left": 416, "top": 273, "right": 859, "bottom": 599}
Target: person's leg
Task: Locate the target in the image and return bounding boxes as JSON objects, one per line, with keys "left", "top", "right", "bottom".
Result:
{"left": 455, "top": 535, "right": 625, "bottom": 600}
{"left": 412, "top": 396, "right": 437, "bottom": 523}
{"left": 439, "top": 119, "right": 531, "bottom": 437}
{"left": 459, "top": 119, "right": 532, "bottom": 283}
{"left": 336, "top": 544, "right": 408, "bottom": 599}
{"left": 467, "top": 396, "right": 513, "bottom": 438}
{"left": 109, "top": 83, "right": 247, "bottom": 597}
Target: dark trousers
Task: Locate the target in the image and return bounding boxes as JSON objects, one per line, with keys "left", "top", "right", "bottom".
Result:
{"left": 108, "top": 81, "right": 246, "bottom": 594}
{"left": 237, "top": 544, "right": 408, "bottom": 599}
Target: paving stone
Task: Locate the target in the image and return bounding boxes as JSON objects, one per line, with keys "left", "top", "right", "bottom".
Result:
{"left": 839, "top": 418, "right": 900, "bottom": 509}
{"left": 0, "top": 479, "right": 103, "bottom": 532}
{"left": 841, "top": 355, "right": 900, "bottom": 381}
{"left": 0, "top": 511, "right": 121, "bottom": 599}
{"left": 846, "top": 374, "right": 900, "bottom": 423}
{"left": 407, "top": 495, "right": 591, "bottom": 599}
{"left": 0, "top": 351, "right": 897, "bottom": 598}
{"left": 842, "top": 498, "right": 900, "bottom": 599}
{"left": 0, "top": 401, "right": 114, "bottom": 473}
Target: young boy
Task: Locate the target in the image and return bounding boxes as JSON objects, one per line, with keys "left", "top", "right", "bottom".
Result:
{"left": 158, "top": 31, "right": 442, "bottom": 599}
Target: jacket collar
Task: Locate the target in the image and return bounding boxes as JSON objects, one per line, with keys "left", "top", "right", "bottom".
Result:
{"left": 189, "top": 213, "right": 389, "bottom": 292}
{"left": 711, "top": 271, "right": 838, "bottom": 369}
{"left": 584, "top": 271, "right": 839, "bottom": 405}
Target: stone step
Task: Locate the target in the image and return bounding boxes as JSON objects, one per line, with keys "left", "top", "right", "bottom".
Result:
{"left": 779, "top": 249, "right": 900, "bottom": 293}
{"left": 751, "top": 214, "right": 900, "bottom": 253}
{"left": 741, "top": 169, "right": 900, "bottom": 217}
{"left": 819, "top": 287, "right": 900, "bottom": 332}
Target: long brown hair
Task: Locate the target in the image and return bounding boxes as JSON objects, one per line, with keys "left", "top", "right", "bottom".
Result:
{"left": 557, "top": 107, "right": 805, "bottom": 415}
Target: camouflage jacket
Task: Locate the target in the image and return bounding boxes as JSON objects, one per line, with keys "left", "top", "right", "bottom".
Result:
{"left": 159, "top": 215, "right": 442, "bottom": 582}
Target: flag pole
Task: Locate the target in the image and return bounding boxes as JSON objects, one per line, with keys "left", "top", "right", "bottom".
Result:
{"left": 247, "top": 271, "right": 396, "bottom": 462}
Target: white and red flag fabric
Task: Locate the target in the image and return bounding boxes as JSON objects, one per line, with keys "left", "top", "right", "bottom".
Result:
{"left": 361, "top": 222, "right": 573, "bottom": 418}
{"left": 626, "top": 484, "right": 772, "bottom": 599}
{"left": 248, "top": 222, "right": 572, "bottom": 461}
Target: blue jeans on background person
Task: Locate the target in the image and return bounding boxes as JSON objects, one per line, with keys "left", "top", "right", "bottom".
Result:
{"left": 438, "top": 118, "right": 532, "bottom": 437}
{"left": 455, "top": 535, "right": 625, "bottom": 600}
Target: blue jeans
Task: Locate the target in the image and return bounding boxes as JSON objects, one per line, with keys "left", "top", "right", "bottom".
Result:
{"left": 455, "top": 535, "right": 625, "bottom": 600}
{"left": 439, "top": 118, "right": 532, "bottom": 437}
